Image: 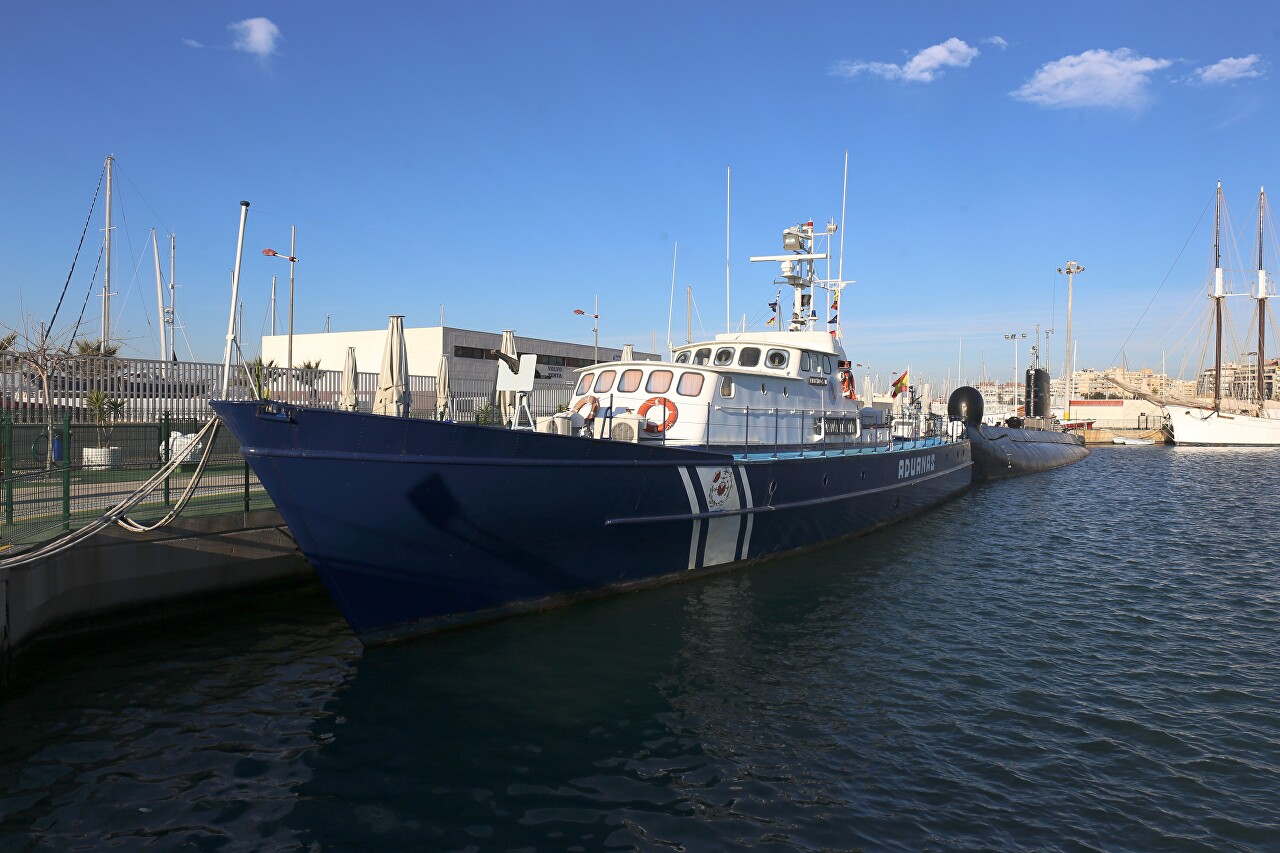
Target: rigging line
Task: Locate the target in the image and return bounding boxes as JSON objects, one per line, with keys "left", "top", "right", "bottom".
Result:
{"left": 114, "top": 160, "right": 174, "bottom": 235}
{"left": 1106, "top": 192, "right": 1214, "bottom": 368}
{"left": 71, "top": 245, "right": 105, "bottom": 345}
{"left": 47, "top": 162, "right": 106, "bottom": 339}
{"left": 111, "top": 240, "right": 156, "bottom": 355}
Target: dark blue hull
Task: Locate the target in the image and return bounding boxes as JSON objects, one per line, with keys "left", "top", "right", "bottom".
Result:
{"left": 966, "top": 423, "right": 1089, "bottom": 481}
{"left": 212, "top": 400, "right": 972, "bottom": 643}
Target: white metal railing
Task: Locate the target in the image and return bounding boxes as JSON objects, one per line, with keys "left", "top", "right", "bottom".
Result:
{"left": 0, "top": 353, "right": 573, "bottom": 425}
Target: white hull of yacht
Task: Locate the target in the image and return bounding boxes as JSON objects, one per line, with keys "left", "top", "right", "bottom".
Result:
{"left": 1165, "top": 406, "right": 1280, "bottom": 446}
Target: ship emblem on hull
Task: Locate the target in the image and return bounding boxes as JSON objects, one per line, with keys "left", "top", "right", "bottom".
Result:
{"left": 707, "top": 467, "right": 735, "bottom": 509}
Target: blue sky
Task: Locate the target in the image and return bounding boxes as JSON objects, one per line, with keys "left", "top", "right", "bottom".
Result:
{"left": 3, "top": 2, "right": 1278, "bottom": 389}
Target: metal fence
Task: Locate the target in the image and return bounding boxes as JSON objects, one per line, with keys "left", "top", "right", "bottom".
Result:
{"left": 1, "top": 352, "right": 573, "bottom": 426}
{"left": 0, "top": 413, "right": 272, "bottom": 551}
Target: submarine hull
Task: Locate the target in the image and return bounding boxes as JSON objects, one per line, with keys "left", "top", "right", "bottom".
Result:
{"left": 966, "top": 422, "right": 1090, "bottom": 481}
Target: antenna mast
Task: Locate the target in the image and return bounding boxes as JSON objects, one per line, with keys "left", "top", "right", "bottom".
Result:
{"left": 725, "top": 166, "right": 731, "bottom": 334}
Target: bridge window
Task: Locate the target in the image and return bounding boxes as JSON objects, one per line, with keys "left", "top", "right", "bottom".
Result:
{"left": 675, "top": 351, "right": 690, "bottom": 364}
{"left": 800, "top": 352, "right": 811, "bottom": 371}
{"left": 738, "top": 347, "right": 761, "bottom": 367}
{"left": 677, "top": 372, "right": 705, "bottom": 396}
{"left": 618, "top": 369, "right": 643, "bottom": 393}
{"left": 647, "top": 370, "right": 673, "bottom": 393}
{"left": 575, "top": 373, "right": 595, "bottom": 395}
{"left": 594, "top": 370, "right": 617, "bottom": 393}
{"left": 693, "top": 348, "right": 711, "bottom": 365}
{"left": 821, "top": 355, "right": 833, "bottom": 374}
{"left": 714, "top": 347, "right": 735, "bottom": 366}
{"left": 766, "top": 349, "right": 789, "bottom": 369}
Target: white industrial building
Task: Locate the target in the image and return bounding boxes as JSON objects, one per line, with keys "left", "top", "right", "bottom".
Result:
{"left": 260, "top": 324, "right": 655, "bottom": 385}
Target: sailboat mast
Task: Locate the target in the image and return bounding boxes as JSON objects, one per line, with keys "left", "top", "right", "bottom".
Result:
{"left": 152, "top": 229, "right": 165, "bottom": 359}
{"left": 102, "top": 154, "right": 114, "bottom": 352}
{"left": 1257, "top": 187, "right": 1267, "bottom": 408}
{"left": 1213, "top": 181, "right": 1224, "bottom": 412}
{"left": 169, "top": 233, "right": 177, "bottom": 361}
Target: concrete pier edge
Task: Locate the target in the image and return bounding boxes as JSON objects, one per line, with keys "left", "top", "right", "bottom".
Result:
{"left": 1, "top": 509, "right": 316, "bottom": 693}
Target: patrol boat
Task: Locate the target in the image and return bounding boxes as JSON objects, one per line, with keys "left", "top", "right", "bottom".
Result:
{"left": 211, "top": 220, "right": 973, "bottom": 643}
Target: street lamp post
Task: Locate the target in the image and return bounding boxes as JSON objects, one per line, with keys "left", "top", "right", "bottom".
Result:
{"left": 263, "top": 233, "right": 298, "bottom": 402}
{"left": 573, "top": 295, "right": 600, "bottom": 364}
{"left": 1056, "top": 261, "right": 1084, "bottom": 419}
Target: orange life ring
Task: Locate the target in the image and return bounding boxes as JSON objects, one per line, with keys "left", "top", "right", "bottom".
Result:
{"left": 638, "top": 396, "right": 678, "bottom": 433}
{"left": 839, "top": 370, "right": 854, "bottom": 399}
{"left": 571, "top": 394, "right": 599, "bottom": 420}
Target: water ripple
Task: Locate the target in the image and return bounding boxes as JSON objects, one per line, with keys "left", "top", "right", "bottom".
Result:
{"left": 1, "top": 448, "right": 1278, "bottom": 851}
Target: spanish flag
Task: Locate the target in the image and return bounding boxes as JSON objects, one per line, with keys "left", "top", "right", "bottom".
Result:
{"left": 891, "top": 369, "right": 909, "bottom": 398}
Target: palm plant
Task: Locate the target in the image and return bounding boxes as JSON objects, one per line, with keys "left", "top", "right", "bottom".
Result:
{"left": 85, "top": 389, "right": 125, "bottom": 448}
{"left": 296, "top": 359, "right": 322, "bottom": 403}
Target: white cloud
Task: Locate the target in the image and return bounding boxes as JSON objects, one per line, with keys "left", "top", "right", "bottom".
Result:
{"left": 228, "top": 17, "right": 282, "bottom": 58}
{"left": 182, "top": 38, "right": 204, "bottom": 49}
{"left": 831, "top": 37, "right": 980, "bottom": 83}
{"left": 1011, "top": 48, "right": 1171, "bottom": 108}
{"left": 1193, "top": 55, "right": 1263, "bottom": 84}
{"left": 984, "top": 36, "right": 1008, "bottom": 49}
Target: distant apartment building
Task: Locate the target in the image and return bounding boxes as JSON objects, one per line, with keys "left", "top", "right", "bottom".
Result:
{"left": 1195, "top": 358, "right": 1280, "bottom": 401}
{"left": 1049, "top": 366, "right": 1196, "bottom": 401}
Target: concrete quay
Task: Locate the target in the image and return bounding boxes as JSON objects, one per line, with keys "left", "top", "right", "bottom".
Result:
{"left": 0, "top": 509, "right": 314, "bottom": 690}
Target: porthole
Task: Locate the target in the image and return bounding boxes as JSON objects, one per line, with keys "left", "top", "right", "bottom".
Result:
{"left": 761, "top": 382, "right": 768, "bottom": 395}
{"left": 782, "top": 386, "right": 789, "bottom": 397}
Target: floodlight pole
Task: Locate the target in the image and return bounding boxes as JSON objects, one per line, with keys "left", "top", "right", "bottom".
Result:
{"left": 1057, "top": 261, "right": 1084, "bottom": 419}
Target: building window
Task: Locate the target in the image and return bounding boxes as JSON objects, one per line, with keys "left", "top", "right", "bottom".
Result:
{"left": 454, "top": 345, "right": 496, "bottom": 360}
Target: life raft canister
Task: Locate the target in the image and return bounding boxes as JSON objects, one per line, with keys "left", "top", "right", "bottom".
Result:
{"left": 571, "top": 394, "right": 600, "bottom": 420}
{"left": 637, "top": 396, "right": 679, "bottom": 433}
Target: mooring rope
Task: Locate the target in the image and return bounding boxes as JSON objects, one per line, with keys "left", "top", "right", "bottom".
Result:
{"left": 0, "top": 416, "right": 223, "bottom": 570}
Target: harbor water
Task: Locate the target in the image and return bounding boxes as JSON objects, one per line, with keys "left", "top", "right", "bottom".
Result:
{"left": 1, "top": 447, "right": 1277, "bottom": 851}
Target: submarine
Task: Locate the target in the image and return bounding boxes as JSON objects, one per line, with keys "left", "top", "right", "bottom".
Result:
{"left": 948, "top": 367, "right": 1090, "bottom": 481}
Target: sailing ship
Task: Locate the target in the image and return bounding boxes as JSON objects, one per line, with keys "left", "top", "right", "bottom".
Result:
{"left": 1162, "top": 184, "right": 1280, "bottom": 446}
{"left": 212, "top": 219, "right": 973, "bottom": 643}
